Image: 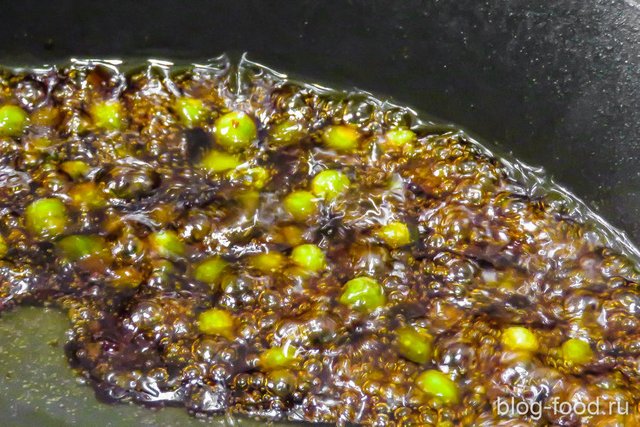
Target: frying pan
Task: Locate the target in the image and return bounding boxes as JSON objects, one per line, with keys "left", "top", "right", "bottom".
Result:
{"left": 1, "top": 0, "right": 639, "bottom": 425}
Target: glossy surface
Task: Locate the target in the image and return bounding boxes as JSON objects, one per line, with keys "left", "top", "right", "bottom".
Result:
{"left": 0, "top": 58, "right": 639, "bottom": 426}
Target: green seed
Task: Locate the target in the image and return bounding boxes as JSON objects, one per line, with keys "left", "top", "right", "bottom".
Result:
{"left": 25, "top": 198, "right": 68, "bottom": 239}
{"left": 259, "top": 345, "right": 299, "bottom": 370}
{"left": 198, "top": 308, "right": 235, "bottom": 339}
{"left": 415, "top": 370, "right": 460, "bottom": 404}
{"left": 267, "top": 369, "right": 297, "bottom": 397}
{"left": 194, "top": 257, "right": 228, "bottom": 286}
{"left": 283, "top": 191, "right": 318, "bottom": 221}
{"left": 199, "top": 150, "right": 242, "bottom": 173}
{"left": 271, "top": 120, "right": 304, "bottom": 145}
{"left": 60, "top": 160, "right": 90, "bottom": 180}
{"left": 322, "top": 125, "right": 360, "bottom": 152}
{"left": 0, "top": 105, "right": 28, "bottom": 137}
{"left": 339, "top": 276, "right": 386, "bottom": 313}
{"left": 174, "top": 97, "right": 207, "bottom": 127}
{"left": 0, "top": 235, "right": 8, "bottom": 258}
{"left": 290, "top": 244, "right": 326, "bottom": 273}
{"left": 69, "top": 182, "right": 107, "bottom": 211}
{"left": 250, "top": 252, "right": 286, "bottom": 273}
{"left": 58, "top": 235, "right": 108, "bottom": 262}
{"left": 396, "top": 326, "right": 433, "bottom": 364}
{"left": 214, "top": 111, "right": 257, "bottom": 151}
{"left": 90, "top": 100, "right": 124, "bottom": 131}
{"left": 230, "top": 166, "right": 270, "bottom": 189}
{"left": 383, "top": 128, "right": 416, "bottom": 151}
{"left": 377, "top": 221, "right": 412, "bottom": 248}
{"left": 149, "top": 230, "right": 185, "bottom": 259}
{"left": 111, "top": 267, "right": 143, "bottom": 289}
{"left": 561, "top": 338, "right": 593, "bottom": 365}
{"left": 501, "top": 326, "right": 539, "bottom": 352}
{"left": 311, "top": 170, "right": 350, "bottom": 200}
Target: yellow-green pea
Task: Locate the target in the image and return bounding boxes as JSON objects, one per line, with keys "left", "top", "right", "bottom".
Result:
{"left": 283, "top": 191, "right": 318, "bottom": 221}
{"left": 25, "top": 198, "right": 68, "bottom": 239}
{"left": 0, "top": 235, "right": 8, "bottom": 258}
{"left": 322, "top": 124, "right": 360, "bottom": 152}
{"left": 259, "top": 345, "right": 299, "bottom": 370}
{"left": 198, "top": 308, "right": 235, "bottom": 339}
{"left": 271, "top": 120, "right": 304, "bottom": 145}
{"left": 69, "top": 182, "right": 107, "bottom": 211}
{"left": 194, "top": 257, "right": 228, "bottom": 286}
{"left": 60, "top": 160, "right": 90, "bottom": 180}
{"left": 415, "top": 370, "right": 460, "bottom": 404}
{"left": 267, "top": 369, "right": 297, "bottom": 398}
{"left": 311, "top": 170, "right": 350, "bottom": 200}
{"left": 230, "top": 166, "right": 270, "bottom": 189}
{"left": 280, "top": 225, "right": 305, "bottom": 247}
{"left": 290, "top": 244, "right": 326, "bottom": 273}
{"left": 377, "top": 221, "right": 412, "bottom": 248}
{"left": 214, "top": 111, "right": 257, "bottom": 152}
{"left": 90, "top": 100, "right": 124, "bottom": 131}
{"left": 174, "top": 97, "right": 207, "bottom": 127}
{"left": 0, "top": 105, "right": 28, "bottom": 137}
{"left": 237, "top": 189, "right": 260, "bottom": 213}
{"left": 383, "top": 128, "right": 416, "bottom": 151}
{"left": 561, "top": 338, "right": 593, "bottom": 365}
{"left": 339, "top": 276, "right": 386, "bottom": 313}
{"left": 149, "top": 230, "right": 185, "bottom": 259}
{"left": 111, "top": 267, "right": 143, "bottom": 289}
{"left": 396, "top": 326, "right": 433, "bottom": 364}
{"left": 501, "top": 326, "right": 539, "bottom": 352}
{"left": 199, "top": 150, "right": 242, "bottom": 173}
{"left": 57, "top": 235, "right": 108, "bottom": 262}
{"left": 249, "top": 252, "right": 286, "bottom": 273}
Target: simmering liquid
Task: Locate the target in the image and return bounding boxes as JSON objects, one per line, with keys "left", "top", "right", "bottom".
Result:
{"left": 0, "top": 56, "right": 638, "bottom": 426}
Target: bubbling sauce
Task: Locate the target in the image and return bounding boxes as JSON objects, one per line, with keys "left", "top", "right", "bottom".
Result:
{"left": 0, "top": 56, "right": 639, "bottom": 426}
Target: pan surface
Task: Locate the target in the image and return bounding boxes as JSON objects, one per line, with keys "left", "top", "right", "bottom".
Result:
{"left": 1, "top": 1, "right": 640, "bottom": 425}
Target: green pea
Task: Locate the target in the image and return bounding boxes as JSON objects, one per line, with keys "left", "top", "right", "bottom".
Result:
{"left": 267, "top": 369, "right": 297, "bottom": 398}
{"left": 271, "top": 120, "right": 304, "bottom": 145}
{"left": 110, "top": 267, "right": 143, "bottom": 289}
{"left": 60, "top": 160, "right": 90, "bottom": 180}
{"left": 377, "top": 221, "right": 412, "bottom": 248}
{"left": 199, "top": 150, "right": 242, "bottom": 173}
{"left": 396, "top": 326, "right": 433, "bottom": 364}
{"left": 311, "top": 170, "right": 350, "bottom": 200}
{"left": 0, "top": 235, "right": 8, "bottom": 258}
{"left": 57, "top": 235, "right": 108, "bottom": 262}
{"left": 416, "top": 370, "right": 460, "bottom": 404}
{"left": 69, "top": 182, "right": 106, "bottom": 211}
{"left": 174, "top": 97, "right": 207, "bottom": 127}
{"left": 238, "top": 189, "right": 260, "bottom": 213}
{"left": 230, "top": 166, "right": 270, "bottom": 189}
{"left": 0, "top": 105, "right": 28, "bottom": 137}
{"left": 214, "top": 111, "right": 257, "bottom": 152}
{"left": 290, "top": 244, "right": 326, "bottom": 273}
{"left": 322, "top": 124, "right": 360, "bottom": 152}
{"left": 250, "top": 252, "right": 286, "bottom": 273}
{"left": 194, "top": 257, "right": 228, "bottom": 286}
{"left": 561, "top": 338, "right": 593, "bottom": 365}
{"left": 339, "top": 276, "right": 386, "bottom": 313}
{"left": 283, "top": 191, "right": 318, "bottom": 221}
{"left": 259, "top": 345, "right": 299, "bottom": 370}
{"left": 501, "top": 326, "right": 539, "bottom": 352}
{"left": 198, "top": 308, "right": 235, "bottom": 339}
{"left": 90, "top": 100, "right": 124, "bottom": 131}
{"left": 149, "top": 230, "right": 185, "bottom": 259}
{"left": 25, "top": 198, "right": 68, "bottom": 239}
{"left": 383, "top": 128, "right": 416, "bottom": 151}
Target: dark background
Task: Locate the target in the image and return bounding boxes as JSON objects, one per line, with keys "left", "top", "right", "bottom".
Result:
{"left": 2, "top": 0, "right": 640, "bottom": 243}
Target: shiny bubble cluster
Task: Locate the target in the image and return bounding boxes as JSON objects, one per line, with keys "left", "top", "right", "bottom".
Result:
{"left": 0, "top": 56, "right": 639, "bottom": 426}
